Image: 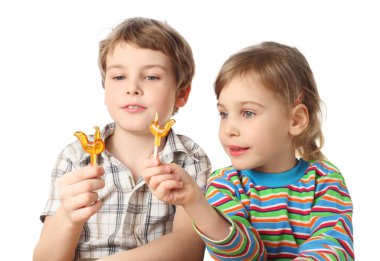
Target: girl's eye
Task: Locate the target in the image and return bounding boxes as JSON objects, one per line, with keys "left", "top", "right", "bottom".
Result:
{"left": 113, "top": 75, "right": 125, "bottom": 81}
{"left": 219, "top": 111, "right": 228, "bottom": 119}
{"left": 242, "top": 111, "right": 255, "bottom": 118}
{"left": 145, "top": 75, "right": 159, "bottom": 80}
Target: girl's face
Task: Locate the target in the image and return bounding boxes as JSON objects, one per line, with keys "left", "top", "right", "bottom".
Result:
{"left": 217, "top": 76, "right": 296, "bottom": 173}
{"left": 104, "top": 42, "right": 187, "bottom": 134}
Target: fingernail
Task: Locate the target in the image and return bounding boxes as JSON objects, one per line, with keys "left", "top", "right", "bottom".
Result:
{"left": 97, "top": 167, "right": 105, "bottom": 175}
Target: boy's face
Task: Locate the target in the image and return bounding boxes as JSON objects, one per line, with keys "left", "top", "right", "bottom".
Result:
{"left": 217, "top": 76, "right": 295, "bottom": 173}
{"left": 104, "top": 42, "right": 186, "bottom": 134}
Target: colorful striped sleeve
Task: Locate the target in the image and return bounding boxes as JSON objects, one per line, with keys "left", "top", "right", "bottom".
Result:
{"left": 198, "top": 169, "right": 266, "bottom": 260}
{"left": 295, "top": 163, "right": 354, "bottom": 260}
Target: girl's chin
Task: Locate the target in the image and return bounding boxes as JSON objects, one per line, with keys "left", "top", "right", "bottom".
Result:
{"left": 230, "top": 161, "right": 253, "bottom": 170}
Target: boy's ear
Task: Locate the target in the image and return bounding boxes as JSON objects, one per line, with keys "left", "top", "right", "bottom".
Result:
{"left": 175, "top": 85, "right": 191, "bottom": 108}
{"left": 289, "top": 104, "right": 309, "bottom": 136}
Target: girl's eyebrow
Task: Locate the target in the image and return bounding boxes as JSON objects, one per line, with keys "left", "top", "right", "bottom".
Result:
{"left": 216, "top": 102, "right": 225, "bottom": 109}
{"left": 217, "top": 101, "right": 265, "bottom": 108}
{"left": 241, "top": 101, "right": 265, "bottom": 108}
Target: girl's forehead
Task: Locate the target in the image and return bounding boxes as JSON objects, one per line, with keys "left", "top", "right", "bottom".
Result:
{"left": 221, "top": 76, "right": 268, "bottom": 95}
{"left": 218, "top": 76, "right": 287, "bottom": 108}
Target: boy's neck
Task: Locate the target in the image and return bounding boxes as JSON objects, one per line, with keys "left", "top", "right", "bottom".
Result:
{"left": 106, "top": 126, "right": 166, "bottom": 182}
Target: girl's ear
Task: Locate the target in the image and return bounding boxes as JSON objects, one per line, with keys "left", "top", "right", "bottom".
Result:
{"left": 289, "top": 104, "right": 309, "bottom": 136}
{"left": 175, "top": 85, "right": 191, "bottom": 108}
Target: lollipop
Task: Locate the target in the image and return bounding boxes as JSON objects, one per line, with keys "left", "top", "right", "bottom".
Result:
{"left": 74, "top": 126, "right": 105, "bottom": 166}
{"left": 149, "top": 112, "right": 176, "bottom": 158}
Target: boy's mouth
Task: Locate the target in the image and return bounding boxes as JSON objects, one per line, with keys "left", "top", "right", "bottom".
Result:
{"left": 122, "top": 104, "right": 147, "bottom": 112}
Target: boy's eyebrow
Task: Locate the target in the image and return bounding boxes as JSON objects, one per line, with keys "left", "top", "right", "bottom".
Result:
{"left": 106, "top": 64, "right": 169, "bottom": 71}
{"left": 106, "top": 64, "right": 124, "bottom": 71}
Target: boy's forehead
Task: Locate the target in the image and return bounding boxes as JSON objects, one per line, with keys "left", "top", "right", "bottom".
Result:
{"left": 106, "top": 42, "right": 173, "bottom": 69}
{"left": 110, "top": 41, "right": 168, "bottom": 57}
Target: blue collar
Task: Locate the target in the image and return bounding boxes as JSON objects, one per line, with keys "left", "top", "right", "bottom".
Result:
{"left": 240, "top": 159, "right": 309, "bottom": 187}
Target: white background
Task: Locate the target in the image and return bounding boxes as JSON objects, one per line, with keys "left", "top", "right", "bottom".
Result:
{"left": 0, "top": 0, "right": 378, "bottom": 260}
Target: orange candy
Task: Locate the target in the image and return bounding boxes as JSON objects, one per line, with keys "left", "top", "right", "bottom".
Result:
{"left": 74, "top": 126, "right": 105, "bottom": 166}
{"left": 149, "top": 112, "right": 175, "bottom": 157}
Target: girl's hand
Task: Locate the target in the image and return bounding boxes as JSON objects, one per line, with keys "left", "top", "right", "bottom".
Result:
{"left": 141, "top": 156, "right": 201, "bottom": 206}
{"left": 58, "top": 165, "right": 105, "bottom": 227}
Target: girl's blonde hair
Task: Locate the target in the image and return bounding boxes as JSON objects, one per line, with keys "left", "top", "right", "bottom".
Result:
{"left": 215, "top": 42, "right": 325, "bottom": 161}
{"left": 98, "top": 17, "right": 195, "bottom": 113}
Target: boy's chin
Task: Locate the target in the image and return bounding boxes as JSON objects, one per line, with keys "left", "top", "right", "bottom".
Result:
{"left": 116, "top": 122, "right": 150, "bottom": 134}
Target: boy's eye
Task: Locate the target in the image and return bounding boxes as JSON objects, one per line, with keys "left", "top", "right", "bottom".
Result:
{"left": 113, "top": 75, "right": 125, "bottom": 81}
{"left": 145, "top": 75, "right": 159, "bottom": 80}
{"left": 219, "top": 111, "right": 228, "bottom": 119}
{"left": 242, "top": 111, "right": 255, "bottom": 118}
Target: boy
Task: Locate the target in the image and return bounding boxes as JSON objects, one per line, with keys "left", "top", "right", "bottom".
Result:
{"left": 33, "top": 17, "right": 211, "bottom": 261}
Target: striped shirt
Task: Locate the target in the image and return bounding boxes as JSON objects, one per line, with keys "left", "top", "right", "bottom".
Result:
{"left": 196, "top": 159, "right": 353, "bottom": 260}
{"left": 41, "top": 122, "right": 211, "bottom": 260}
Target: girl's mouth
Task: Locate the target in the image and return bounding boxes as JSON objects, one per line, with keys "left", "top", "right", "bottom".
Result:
{"left": 228, "top": 146, "right": 249, "bottom": 156}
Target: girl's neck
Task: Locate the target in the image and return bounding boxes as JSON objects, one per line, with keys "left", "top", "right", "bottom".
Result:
{"left": 256, "top": 156, "right": 298, "bottom": 174}
{"left": 254, "top": 145, "right": 297, "bottom": 173}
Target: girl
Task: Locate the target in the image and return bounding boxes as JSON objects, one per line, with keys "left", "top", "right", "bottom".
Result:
{"left": 142, "top": 41, "right": 354, "bottom": 260}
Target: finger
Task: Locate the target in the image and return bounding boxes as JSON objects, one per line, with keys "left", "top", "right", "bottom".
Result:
{"left": 61, "top": 178, "right": 105, "bottom": 198}
{"left": 142, "top": 156, "right": 161, "bottom": 169}
{"left": 167, "top": 163, "right": 192, "bottom": 182}
{"left": 150, "top": 155, "right": 161, "bottom": 166}
{"left": 69, "top": 200, "right": 103, "bottom": 223}
{"left": 61, "top": 165, "right": 104, "bottom": 186}
{"left": 148, "top": 174, "right": 181, "bottom": 190}
{"left": 141, "top": 165, "right": 171, "bottom": 181}
{"left": 63, "top": 192, "right": 100, "bottom": 211}
{"left": 155, "top": 180, "right": 183, "bottom": 197}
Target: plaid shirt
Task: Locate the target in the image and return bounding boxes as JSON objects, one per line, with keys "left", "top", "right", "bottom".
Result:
{"left": 41, "top": 123, "right": 211, "bottom": 260}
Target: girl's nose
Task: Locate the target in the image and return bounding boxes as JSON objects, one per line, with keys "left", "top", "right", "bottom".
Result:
{"left": 223, "top": 120, "right": 240, "bottom": 137}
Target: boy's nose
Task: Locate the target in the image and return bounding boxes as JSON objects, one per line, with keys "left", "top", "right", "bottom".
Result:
{"left": 125, "top": 83, "right": 142, "bottom": 96}
{"left": 126, "top": 89, "right": 141, "bottom": 95}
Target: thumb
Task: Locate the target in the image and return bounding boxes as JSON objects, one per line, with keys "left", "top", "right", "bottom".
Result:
{"left": 150, "top": 155, "right": 161, "bottom": 167}
{"left": 168, "top": 163, "right": 190, "bottom": 180}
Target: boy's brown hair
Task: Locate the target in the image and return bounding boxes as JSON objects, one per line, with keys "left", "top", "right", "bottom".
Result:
{"left": 98, "top": 17, "right": 195, "bottom": 113}
{"left": 214, "top": 41, "right": 325, "bottom": 161}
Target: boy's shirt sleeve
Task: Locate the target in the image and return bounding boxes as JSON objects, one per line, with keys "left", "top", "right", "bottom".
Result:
{"left": 195, "top": 169, "right": 267, "bottom": 260}
{"left": 295, "top": 171, "right": 354, "bottom": 260}
{"left": 163, "top": 132, "right": 211, "bottom": 193}
{"left": 182, "top": 154, "right": 211, "bottom": 194}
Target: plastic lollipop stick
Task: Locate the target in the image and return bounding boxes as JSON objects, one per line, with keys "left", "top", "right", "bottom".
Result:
{"left": 149, "top": 112, "right": 176, "bottom": 158}
{"left": 74, "top": 126, "right": 105, "bottom": 166}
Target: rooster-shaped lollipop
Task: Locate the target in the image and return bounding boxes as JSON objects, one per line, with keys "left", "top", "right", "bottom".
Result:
{"left": 149, "top": 112, "right": 176, "bottom": 158}
{"left": 74, "top": 126, "right": 105, "bottom": 166}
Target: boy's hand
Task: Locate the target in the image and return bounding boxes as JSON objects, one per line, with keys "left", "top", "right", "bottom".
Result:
{"left": 141, "top": 157, "right": 203, "bottom": 207}
{"left": 58, "top": 165, "right": 105, "bottom": 227}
